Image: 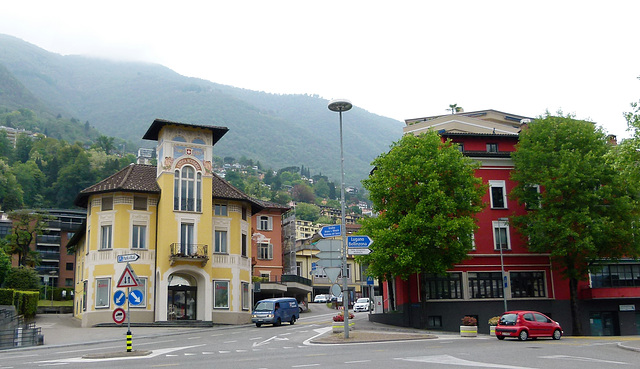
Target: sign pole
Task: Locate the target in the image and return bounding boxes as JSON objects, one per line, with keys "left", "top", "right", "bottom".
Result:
{"left": 126, "top": 286, "right": 132, "bottom": 352}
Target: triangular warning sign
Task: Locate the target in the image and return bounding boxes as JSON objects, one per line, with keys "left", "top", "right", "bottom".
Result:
{"left": 117, "top": 264, "right": 139, "bottom": 288}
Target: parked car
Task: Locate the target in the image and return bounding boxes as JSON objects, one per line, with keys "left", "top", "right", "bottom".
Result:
{"left": 251, "top": 298, "right": 299, "bottom": 327}
{"left": 313, "top": 294, "right": 328, "bottom": 303}
{"left": 353, "top": 297, "right": 371, "bottom": 312}
{"left": 495, "top": 310, "right": 563, "bottom": 341}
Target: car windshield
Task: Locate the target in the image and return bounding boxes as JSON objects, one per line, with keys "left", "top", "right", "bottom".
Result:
{"left": 254, "top": 301, "right": 274, "bottom": 311}
{"left": 499, "top": 313, "right": 517, "bottom": 325}
{"left": 356, "top": 298, "right": 369, "bottom": 303}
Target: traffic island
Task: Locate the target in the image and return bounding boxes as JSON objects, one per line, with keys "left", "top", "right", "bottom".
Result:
{"left": 314, "top": 330, "right": 436, "bottom": 344}
{"left": 82, "top": 350, "right": 152, "bottom": 359}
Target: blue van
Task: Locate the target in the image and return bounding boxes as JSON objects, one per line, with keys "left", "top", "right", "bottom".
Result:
{"left": 251, "top": 297, "right": 299, "bottom": 327}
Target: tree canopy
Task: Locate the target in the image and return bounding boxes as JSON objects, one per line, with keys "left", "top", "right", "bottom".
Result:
{"left": 359, "top": 131, "right": 485, "bottom": 280}
{"left": 510, "top": 112, "right": 640, "bottom": 335}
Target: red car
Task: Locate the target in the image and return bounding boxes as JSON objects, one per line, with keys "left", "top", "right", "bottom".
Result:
{"left": 495, "top": 310, "right": 563, "bottom": 341}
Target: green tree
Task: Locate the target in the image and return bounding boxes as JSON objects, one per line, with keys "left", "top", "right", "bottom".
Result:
{"left": 0, "top": 130, "right": 13, "bottom": 160}
{"left": 6, "top": 210, "right": 51, "bottom": 267}
{"left": 313, "top": 178, "right": 330, "bottom": 198}
{"left": 0, "top": 159, "right": 23, "bottom": 210}
{"left": 270, "top": 190, "right": 291, "bottom": 205}
{"left": 0, "top": 241, "right": 12, "bottom": 287}
{"left": 94, "top": 135, "right": 115, "bottom": 154}
{"left": 295, "top": 202, "right": 321, "bottom": 222}
{"left": 359, "top": 131, "right": 485, "bottom": 281}
{"left": 4, "top": 266, "right": 40, "bottom": 290}
{"left": 13, "top": 133, "right": 33, "bottom": 164}
{"left": 53, "top": 151, "right": 95, "bottom": 208}
{"left": 12, "top": 161, "right": 45, "bottom": 208}
{"left": 510, "top": 113, "right": 640, "bottom": 336}
{"left": 292, "top": 183, "right": 315, "bottom": 203}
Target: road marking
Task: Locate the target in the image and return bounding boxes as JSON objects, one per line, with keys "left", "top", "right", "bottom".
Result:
{"left": 345, "top": 360, "right": 371, "bottom": 364}
{"left": 224, "top": 340, "right": 237, "bottom": 343}
{"left": 36, "top": 345, "right": 206, "bottom": 363}
{"left": 292, "top": 365, "right": 320, "bottom": 368}
{"left": 396, "top": 355, "right": 537, "bottom": 368}
{"left": 541, "top": 355, "right": 630, "bottom": 365}
{"left": 252, "top": 335, "right": 289, "bottom": 347}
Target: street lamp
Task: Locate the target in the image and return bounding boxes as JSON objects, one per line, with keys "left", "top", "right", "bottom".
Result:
{"left": 49, "top": 270, "right": 56, "bottom": 307}
{"left": 497, "top": 217, "right": 509, "bottom": 312}
{"left": 328, "top": 98, "right": 352, "bottom": 338}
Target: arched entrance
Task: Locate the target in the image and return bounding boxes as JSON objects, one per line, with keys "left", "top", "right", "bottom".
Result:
{"left": 168, "top": 273, "right": 197, "bottom": 320}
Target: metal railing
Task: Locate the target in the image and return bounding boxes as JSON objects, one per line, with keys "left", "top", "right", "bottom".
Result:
{"left": 169, "top": 243, "right": 208, "bottom": 259}
{"left": 0, "top": 325, "right": 41, "bottom": 349}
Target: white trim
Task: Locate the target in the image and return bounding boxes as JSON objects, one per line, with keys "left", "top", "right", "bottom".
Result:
{"left": 492, "top": 220, "right": 511, "bottom": 250}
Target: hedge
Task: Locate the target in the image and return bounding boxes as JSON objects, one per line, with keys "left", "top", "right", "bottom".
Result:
{"left": 0, "top": 289, "right": 39, "bottom": 318}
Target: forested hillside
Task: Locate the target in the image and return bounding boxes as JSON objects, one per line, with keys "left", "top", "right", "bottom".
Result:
{"left": 0, "top": 34, "right": 404, "bottom": 186}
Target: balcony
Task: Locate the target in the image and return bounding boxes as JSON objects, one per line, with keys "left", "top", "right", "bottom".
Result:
{"left": 579, "top": 286, "right": 640, "bottom": 300}
{"left": 169, "top": 243, "right": 209, "bottom": 266}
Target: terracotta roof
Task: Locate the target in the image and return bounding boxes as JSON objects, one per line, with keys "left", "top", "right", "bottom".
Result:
{"left": 74, "top": 164, "right": 160, "bottom": 207}
{"left": 142, "top": 118, "right": 228, "bottom": 145}
{"left": 254, "top": 199, "right": 290, "bottom": 213}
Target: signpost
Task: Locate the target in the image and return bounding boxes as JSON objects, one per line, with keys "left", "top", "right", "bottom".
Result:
{"left": 319, "top": 224, "right": 341, "bottom": 238}
{"left": 113, "top": 308, "right": 126, "bottom": 325}
{"left": 117, "top": 253, "right": 140, "bottom": 263}
{"left": 347, "top": 248, "right": 372, "bottom": 255}
{"left": 116, "top": 262, "right": 139, "bottom": 352}
{"left": 129, "top": 289, "right": 144, "bottom": 306}
{"left": 347, "top": 236, "right": 373, "bottom": 248}
{"left": 316, "top": 239, "right": 342, "bottom": 282}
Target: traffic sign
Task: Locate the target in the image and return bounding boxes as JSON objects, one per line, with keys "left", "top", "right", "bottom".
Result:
{"left": 367, "top": 276, "right": 374, "bottom": 286}
{"left": 319, "top": 224, "right": 341, "bottom": 238}
{"left": 348, "top": 248, "right": 372, "bottom": 255}
{"left": 311, "top": 262, "right": 317, "bottom": 271}
{"left": 113, "top": 290, "right": 126, "bottom": 306}
{"left": 324, "top": 267, "right": 341, "bottom": 283}
{"left": 117, "top": 253, "right": 140, "bottom": 263}
{"left": 117, "top": 264, "right": 140, "bottom": 288}
{"left": 317, "top": 258, "right": 342, "bottom": 268}
{"left": 129, "top": 289, "right": 144, "bottom": 306}
{"left": 330, "top": 283, "right": 342, "bottom": 297}
{"left": 316, "top": 239, "right": 341, "bottom": 252}
{"left": 347, "top": 235, "right": 373, "bottom": 248}
{"left": 316, "top": 251, "right": 341, "bottom": 259}
{"left": 113, "top": 307, "right": 126, "bottom": 325}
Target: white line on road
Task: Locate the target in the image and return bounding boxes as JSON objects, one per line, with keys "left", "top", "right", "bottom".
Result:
{"left": 540, "top": 355, "right": 631, "bottom": 365}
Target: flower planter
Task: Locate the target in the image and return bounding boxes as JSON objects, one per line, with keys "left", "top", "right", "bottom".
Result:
{"left": 460, "top": 325, "right": 478, "bottom": 337}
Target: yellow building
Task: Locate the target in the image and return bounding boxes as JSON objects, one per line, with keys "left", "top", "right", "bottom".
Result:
{"left": 69, "top": 119, "right": 263, "bottom": 327}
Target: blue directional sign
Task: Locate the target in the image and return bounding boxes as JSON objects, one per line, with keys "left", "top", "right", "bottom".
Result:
{"left": 113, "top": 290, "right": 126, "bottom": 306}
{"left": 319, "top": 224, "right": 341, "bottom": 238}
{"left": 311, "top": 262, "right": 317, "bottom": 271}
{"left": 367, "top": 276, "right": 374, "bottom": 286}
{"left": 129, "top": 289, "right": 144, "bottom": 306}
{"left": 347, "top": 235, "right": 373, "bottom": 248}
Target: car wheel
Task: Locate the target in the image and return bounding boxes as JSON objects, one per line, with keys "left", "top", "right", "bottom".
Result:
{"left": 256, "top": 323, "right": 261, "bottom": 328}
{"left": 497, "top": 335, "right": 505, "bottom": 340}
{"left": 518, "top": 330, "right": 528, "bottom": 341}
{"left": 290, "top": 316, "right": 296, "bottom": 325}
{"left": 552, "top": 329, "right": 562, "bottom": 340}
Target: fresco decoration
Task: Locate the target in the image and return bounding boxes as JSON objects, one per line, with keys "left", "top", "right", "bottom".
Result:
{"left": 174, "top": 145, "right": 205, "bottom": 162}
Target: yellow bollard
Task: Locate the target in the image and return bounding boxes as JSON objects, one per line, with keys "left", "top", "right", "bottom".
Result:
{"left": 126, "top": 330, "right": 132, "bottom": 352}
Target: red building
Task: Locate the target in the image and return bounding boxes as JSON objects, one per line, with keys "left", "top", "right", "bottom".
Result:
{"left": 370, "top": 110, "right": 640, "bottom": 336}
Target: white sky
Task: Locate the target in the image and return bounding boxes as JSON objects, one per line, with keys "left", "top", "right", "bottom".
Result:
{"left": 1, "top": 1, "right": 638, "bottom": 139}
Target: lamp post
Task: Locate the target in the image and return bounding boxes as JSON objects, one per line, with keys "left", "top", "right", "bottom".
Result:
{"left": 497, "top": 217, "right": 509, "bottom": 312}
{"left": 49, "top": 270, "right": 56, "bottom": 307}
{"left": 328, "top": 98, "right": 352, "bottom": 338}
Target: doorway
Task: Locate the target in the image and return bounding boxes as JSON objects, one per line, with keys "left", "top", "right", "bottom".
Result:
{"left": 168, "top": 274, "right": 197, "bottom": 320}
{"left": 589, "top": 311, "right": 618, "bottom": 336}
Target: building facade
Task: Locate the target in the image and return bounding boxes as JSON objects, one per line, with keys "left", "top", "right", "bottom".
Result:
{"left": 69, "top": 119, "right": 263, "bottom": 327}
{"left": 373, "top": 110, "right": 640, "bottom": 336}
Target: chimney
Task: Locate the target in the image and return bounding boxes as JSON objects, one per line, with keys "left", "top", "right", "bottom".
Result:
{"left": 606, "top": 134, "right": 617, "bottom": 146}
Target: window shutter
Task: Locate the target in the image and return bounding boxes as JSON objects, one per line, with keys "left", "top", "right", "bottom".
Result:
{"left": 268, "top": 217, "right": 273, "bottom": 231}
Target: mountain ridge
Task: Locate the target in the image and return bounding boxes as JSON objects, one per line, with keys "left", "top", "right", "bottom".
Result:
{"left": 0, "top": 34, "right": 404, "bottom": 185}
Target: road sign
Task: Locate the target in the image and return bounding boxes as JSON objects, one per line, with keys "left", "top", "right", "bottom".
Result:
{"left": 316, "top": 239, "right": 341, "bottom": 252}
{"left": 117, "top": 253, "right": 140, "bottom": 263}
{"left": 113, "top": 307, "right": 126, "bottom": 325}
{"left": 347, "top": 235, "right": 373, "bottom": 248}
{"left": 113, "top": 290, "right": 126, "bottom": 306}
{"left": 316, "top": 251, "right": 341, "bottom": 259}
{"left": 311, "top": 262, "right": 317, "bottom": 271}
{"left": 129, "top": 289, "right": 144, "bottom": 306}
{"left": 330, "top": 283, "right": 342, "bottom": 297}
{"left": 367, "top": 276, "right": 374, "bottom": 286}
{"left": 348, "top": 248, "right": 372, "bottom": 255}
{"left": 319, "top": 224, "right": 341, "bottom": 238}
{"left": 117, "top": 264, "right": 140, "bottom": 288}
{"left": 324, "top": 267, "right": 341, "bottom": 283}
{"left": 317, "top": 258, "right": 342, "bottom": 268}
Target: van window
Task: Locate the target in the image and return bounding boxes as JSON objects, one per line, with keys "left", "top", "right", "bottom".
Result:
{"left": 254, "top": 301, "right": 274, "bottom": 311}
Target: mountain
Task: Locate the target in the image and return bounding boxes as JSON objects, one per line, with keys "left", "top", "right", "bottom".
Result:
{"left": 0, "top": 34, "right": 404, "bottom": 185}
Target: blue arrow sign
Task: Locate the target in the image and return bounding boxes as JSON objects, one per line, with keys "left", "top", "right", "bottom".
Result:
{"left": 129, "top": 289, "right": 144, "bottom": 306}
{"left": 113, "top": 290, "right": 126, "bottom": 306}
{"left": 347, "top": 235, "right": 373, "bottom": 248}
{"left": 319, "top": 225, "right": 341, "bottom": 238}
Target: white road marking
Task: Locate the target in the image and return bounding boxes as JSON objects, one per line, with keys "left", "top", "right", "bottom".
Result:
{"left": 541, "top": 355, "right": 630, "bottom": 365}
{"left": 36, "top": 345, "right": 205, "bottom": 363}
{"left": 396, "top": 355, "right": 537, "bottom": 369}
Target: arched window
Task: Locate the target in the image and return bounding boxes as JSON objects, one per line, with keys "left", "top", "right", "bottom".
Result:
{"left": 174, "top": 166, "right": 202, "bottom": 212}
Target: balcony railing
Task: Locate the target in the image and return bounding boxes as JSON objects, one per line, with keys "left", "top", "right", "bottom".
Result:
{"left": 36, "top": 235, "right": 61, "bottom": 245}
{"left": 169, "top": 243, "right": 208, "bottom": 266}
